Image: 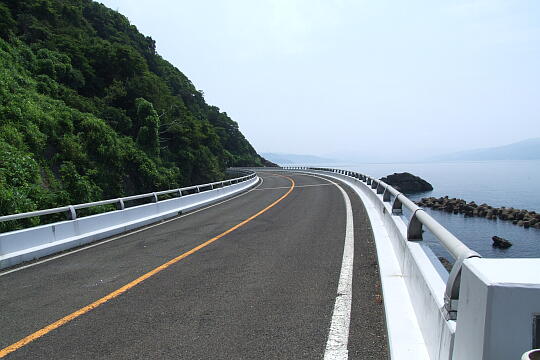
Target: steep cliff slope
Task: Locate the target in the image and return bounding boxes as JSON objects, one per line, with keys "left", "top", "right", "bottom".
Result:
{"left": 0, "top": 0, "right": 268, "bottom": 227}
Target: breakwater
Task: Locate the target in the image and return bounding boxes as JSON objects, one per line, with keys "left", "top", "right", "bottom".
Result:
{"left": 416, "top": 196, "right": 540, "bottom": 229}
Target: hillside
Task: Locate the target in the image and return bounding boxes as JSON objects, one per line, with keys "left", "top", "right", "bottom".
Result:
{"left": 0, "top": 0, "right": 268, "bottom": 228}
{"left": 433, "top": 138, "right": 540, "bottom": 161}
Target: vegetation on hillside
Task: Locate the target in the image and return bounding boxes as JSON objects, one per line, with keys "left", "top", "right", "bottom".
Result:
{"left": 0, "top": 0, "right": 271, "bottom": 229}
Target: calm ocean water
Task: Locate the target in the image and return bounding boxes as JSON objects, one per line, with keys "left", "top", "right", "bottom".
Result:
{"left": 305, "top": 160, "right": 540, "bottom": 259}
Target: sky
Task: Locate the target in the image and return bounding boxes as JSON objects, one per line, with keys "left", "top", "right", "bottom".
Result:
{"left": 100, "top": 0, "right": 540, "bottom": 162}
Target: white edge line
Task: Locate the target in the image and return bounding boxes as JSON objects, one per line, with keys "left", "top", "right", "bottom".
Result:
{"left": 310, "top": 171, "right": 431, "bottom": 360}
{"left": 0, "top": 177, "right": 265, "bottom": 277}
{"left": 300, "top": 173, "right": 355, "bottom": 360}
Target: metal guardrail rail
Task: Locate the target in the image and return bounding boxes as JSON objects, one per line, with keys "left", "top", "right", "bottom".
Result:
{"left": 284, "top": 166, "right": 480, "bottom": 320}
{"left": 0, "top": 170, "right": 256, "bottom": 224}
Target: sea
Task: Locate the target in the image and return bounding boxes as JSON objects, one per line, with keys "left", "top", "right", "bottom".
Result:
{"left": 299, "top": 160, "right": 540, "bottom": 260}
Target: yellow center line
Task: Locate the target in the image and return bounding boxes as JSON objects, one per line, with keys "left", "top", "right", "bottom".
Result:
{"left": 0, "top": 173, "right": 295, "bottom": 358}
{"left": 255, "top": 183, "right": 332, "bottom": 191}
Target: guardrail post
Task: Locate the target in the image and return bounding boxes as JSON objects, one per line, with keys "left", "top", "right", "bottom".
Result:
{"left": 152, "top": 193, "right": 158, "bottom": 203}
{"left": 367, "top": 178, "right": 372, "bottom": 185}
{"left": 177, "top": 189, "right": 182, "bottom": 197}
{"left": 67, "top": 205, "right": 77, "bottom": 220}
{"left": 376, "top": 183, "right": 385, "bottom": 194}
{"left": 371, "top": 180, "right": 378, "bottom": 189}
{"left": 407, "top": 209, "right": 423, "bottom": 240}
{"left": 196, "top": 186, "right": 200, "bottom": 193}
{"left": 382, "top": 188, "right": 392, "bottom": 202}
{"left": 391, "top": 194, "right": 403, "bottom": 215}
{"left": 117, "top": 199, "right": 125, "bottom": 210}
{"left": 443, "top": 250, "right": 481, "bottom": 320}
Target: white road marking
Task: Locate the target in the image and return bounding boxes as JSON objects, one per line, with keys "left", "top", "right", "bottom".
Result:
{"left": 295, "top": 173, "right": 355, "bottom": 360}
{"left": 0, "top": 177, "right": 266, "bottom": 277}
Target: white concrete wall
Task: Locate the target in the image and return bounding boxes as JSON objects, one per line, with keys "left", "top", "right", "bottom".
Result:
{"left": 453, "top": 258, "right": 540, "bottom": 359}
{"left": 0, "top": 177, "right": 258, "bottom": 269}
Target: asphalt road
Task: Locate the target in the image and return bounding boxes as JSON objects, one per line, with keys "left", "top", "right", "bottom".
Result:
{"left": 0, "top": 171, "right": 388, "bottom": 359}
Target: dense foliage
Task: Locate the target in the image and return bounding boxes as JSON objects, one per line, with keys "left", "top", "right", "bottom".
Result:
{"left": 0, "top": 0, "right": 270, "bottom": 229}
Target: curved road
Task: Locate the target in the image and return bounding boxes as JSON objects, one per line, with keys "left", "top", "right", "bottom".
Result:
{"left": 0, "top": 171, "right": 387, "bottom": 359}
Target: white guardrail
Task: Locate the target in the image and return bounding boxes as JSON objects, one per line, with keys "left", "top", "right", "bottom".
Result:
{"left": 283, "top": 167, "right": 540, "bottom": 360}
{"left": 0, "top": 170, "right": 258, "bottom": 270}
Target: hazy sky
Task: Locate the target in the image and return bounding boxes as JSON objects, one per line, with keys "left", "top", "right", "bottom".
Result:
{"left": 100, "top": 0, "right": 540, "bottom": 161}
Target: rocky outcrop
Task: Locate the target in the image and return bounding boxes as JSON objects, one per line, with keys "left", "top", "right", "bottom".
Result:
{"left": 416, "top": 196, "right": 540, "bottom": 229}
{"left": 380, "top": 173, "right": 433, "bottom": 193}
{"left": 492, "top": 236, "right": 512, "bottom": 249}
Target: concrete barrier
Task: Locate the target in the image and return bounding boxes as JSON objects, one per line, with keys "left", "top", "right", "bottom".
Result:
{"left": 0, "top": 176, "right": 258, "bottom": 270}
{"left": 325, "top": 171, "right": 451, "bottom": 360}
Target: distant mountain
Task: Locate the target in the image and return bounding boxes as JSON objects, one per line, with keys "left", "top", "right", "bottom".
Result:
{"left": 433, "top": 138, "right": 540, "bottom": 161}
{"left": 261, "top": 153, "right": 337, "bottom": 165}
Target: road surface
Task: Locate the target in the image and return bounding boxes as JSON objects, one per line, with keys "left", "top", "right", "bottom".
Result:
{"left": 0, "top": 171, "right": 387, "bottom": 359}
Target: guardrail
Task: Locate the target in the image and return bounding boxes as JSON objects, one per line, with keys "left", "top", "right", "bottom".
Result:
{"left": 0, "top": 169, "right": 258, "bottom": 270}
{"left": 283, "top": 166, "right": 480, "bottom": 321}
{"left": 0, "top": 170, "right": 257, "bottom": 224}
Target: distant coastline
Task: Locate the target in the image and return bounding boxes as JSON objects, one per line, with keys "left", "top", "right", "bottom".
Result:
{"left": 430, "top": 138, "right": 540, "bottom": 162}
{"left": 260, "top": 152, "right": 337, "bottom": 165}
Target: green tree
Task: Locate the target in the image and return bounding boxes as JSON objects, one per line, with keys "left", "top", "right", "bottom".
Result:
{"left": 59, "top": 161, "right": 102, "bottom": 204}
{"left": 135, "top": 97, "right": 159, "bottom": 157}
{"left": 0, "top": 3, "right": 15, "bottom": 38}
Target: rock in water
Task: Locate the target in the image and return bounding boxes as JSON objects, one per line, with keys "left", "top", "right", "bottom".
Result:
{"left": 380, "top": 172, "right": 433, "bottom": 193}
{"left": 492, "top": 236, "right": 512, "bottom": 249}
{"left": 438, "top": 257, "right": 453, "bottom": 272}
